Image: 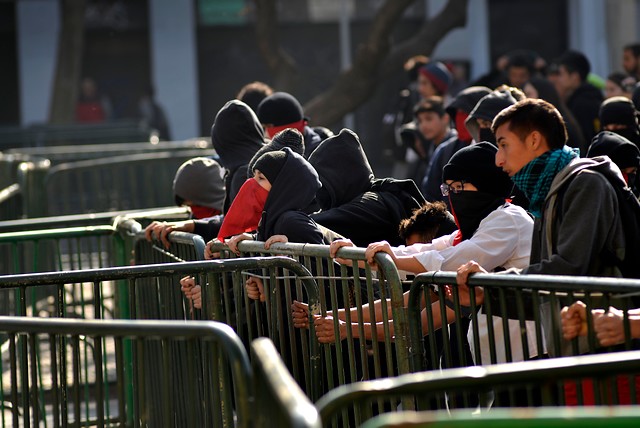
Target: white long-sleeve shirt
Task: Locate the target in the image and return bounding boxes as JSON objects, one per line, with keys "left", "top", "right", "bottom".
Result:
{"left": 394, "top": 203, "right": 545, "bottom": 364}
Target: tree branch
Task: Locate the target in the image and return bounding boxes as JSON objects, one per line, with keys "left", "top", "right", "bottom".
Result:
{"left": 305, "top": 0, "right": 469, "bottom": 126}
{"left": 253, "top": 0, "right": 299, "bottom": 91}
{"left": 49, "top": 0, "right": 86, "bottom": 124}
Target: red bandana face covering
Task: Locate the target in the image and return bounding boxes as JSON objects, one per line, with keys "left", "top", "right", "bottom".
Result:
{"left": 264, "top": 120, "right": 306, "bottom": 138}
{"left": 190, "top": 205, "right": 221, "bottom": 220}
{"left": 217, "top": 178, "right": 269, "bottom": 242}
{"left": 455, "top": 111, "right": 472, "bottom": 143}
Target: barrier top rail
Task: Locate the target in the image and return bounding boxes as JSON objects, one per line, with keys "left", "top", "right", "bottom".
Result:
{"left": 5, "top": 139, "right": 211, "bottom": 157}
{"left": 360, "top": 407, "right": 640, "bottom": 428}
{"left": 0, "top": 225, "right": 115, "bottom": 243}
{"left": 315, "top": 349, "right": 640, "bottom": 422}
{"left": 414, "top": 271, "right": 640, "bottom": 295}
{"left": 0, "top": 257, "right": 316, "bottom": 291}
{"left": 210, "top": 239, "right": 412, "bottom": 362}
{"left": 0, "top": 206, "right": 190, "bottom": 233}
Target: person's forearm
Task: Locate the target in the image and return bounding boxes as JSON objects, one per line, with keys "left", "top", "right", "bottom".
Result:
{"left": 333, "top": 298, "right": 393, "bottom": 323}
{"left": 347, "top": 320, "right": 393, "bottom": 342}
{"left": 631, "top": 316, "right": 640, "bottom": 339}
{"left": 394, "top": 256, "right": 428, "bottom": 274}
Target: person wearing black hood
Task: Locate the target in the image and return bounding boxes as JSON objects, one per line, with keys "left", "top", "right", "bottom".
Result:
{"left": 311, "top": 143, "right": 542, "bottom": 403}
{"left": 555, "top": 50, "right": 604, "bottom": 142}
{"left": 307, "top": 128, "right": 426, "bottom": 247}
{"left": 465, "top": 87, "right": 523, "bottom": 146}
{"left": 420, "top": 86, "right": 492, "bottom": 202}
{"left": 598, "top": 96, "right": 640, "bottom": 148}
{"left": 144, "top": 99, "right": 265, "bottom": 246}
{"left": 587, "top": 131, "right": 640, "bottom": 195}
{"left": 256, "top": 92, "right": 323, "bottom": 158}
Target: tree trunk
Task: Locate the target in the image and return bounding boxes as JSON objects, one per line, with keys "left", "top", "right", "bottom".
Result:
{"left": 305, "top": 0, "right": 469, "bottom": 126}
{"left": 254, "top": 0, "right": 300, "bottom": 92}
{"left": 252, "top": 0, "right": 469, "bottom": 126}
{"left": 49, "top": 0, "right": 86, "bottom": 124}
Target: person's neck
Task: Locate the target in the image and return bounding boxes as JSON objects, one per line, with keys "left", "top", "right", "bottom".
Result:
{"left": 434, "top": 127, "right": 450, "bottom": 146}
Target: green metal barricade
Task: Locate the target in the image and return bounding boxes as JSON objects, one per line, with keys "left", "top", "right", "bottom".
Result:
{"left": 251, "top": 338, "right": 320, "bottom": 428}
{"left": 316, "top": 350, "right": 640, "bottom": 427}
{"left": 5, "top": 138, "right": 212, "bottom": 164}
{"left": 198, "top": 239, "right": 415, "bottom": 420}
{"left": 0, "top": 257, "right": 323, "bottom": 421}
{"left": 407, "top": 271, "right": 640, "bottom": 408}
{"left": 132, "top": 231, "right": 414, "bottom": 406}
{"left": 14, "top": 150, "right": 216, "bottom": 217}
{"left": 0, "top": 316, "right": 252, "bottom": 428}
{"left": 360, "top": 407, "right": 640, "bottom": 428}
{"left": 0, "top": 206, "right": 190, "bottom": 234}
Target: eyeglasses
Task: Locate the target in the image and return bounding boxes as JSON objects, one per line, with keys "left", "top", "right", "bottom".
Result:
{"left": 440, "top": 181, "right": 466, "bottom": 196}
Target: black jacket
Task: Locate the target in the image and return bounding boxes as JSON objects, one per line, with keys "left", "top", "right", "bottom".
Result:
{"left": 566, "top": 83, "right": 603, "bottom": 143}
{"left": 309, "top": 129, "right": 426, "bottom": 246}
{"left": 257, "top": 147, "right": 326, "bottom": 244}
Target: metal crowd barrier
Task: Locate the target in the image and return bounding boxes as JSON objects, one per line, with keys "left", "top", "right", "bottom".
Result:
{"left": 316, "top": 350, "right": 640, "bottom": 427}
{"left": 406, "top": 271, "right": 640, "bottom": 408}
{"left": 0, "top": 257, "right": 323, "bottom": 417}
{"left": 251, "top": 338, "right": 320, "bottom": 428}
{"left": 0, "top": 316, "right": 252, "bottom": 428}
{"left": 0, "top": 207, "right": 192, "bottom": 319}
{"left": 360, "top": 407, "right": 640, "bottom": 428}
{"left": 130, "top": 229, "right": 414, "bottom": 406}
{"left": 4, "top": 139, "right": 212, "bottom": 164}
{"left": 203, "top": 239, "right": 412, "bottom": 401}
{"left": 13, "top": 149, "right": 215, "bottom": 218}
{"left": 0, "top": 206, "right": 190, "bottom": 234}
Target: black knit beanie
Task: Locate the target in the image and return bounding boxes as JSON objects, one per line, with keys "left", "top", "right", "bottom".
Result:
{"left": 442, "top": 142, "right": 513, "bottom": 198}
{"left": 256, "top": 92, "right": 304, "bottom": 126}
{"left": 247, "top": 128, "right": 305, "bottom": 175}
{"left": 599, "top": 96, "right": 638, "bottom": 128}
{"left": 253, "top": 150, "right": 288, "bottom": 184}
{"left": 445, "top": 86, "right": 492, "bottom": 118}
{"left": 587, "top": 131, "right": 640, "bottom": 170}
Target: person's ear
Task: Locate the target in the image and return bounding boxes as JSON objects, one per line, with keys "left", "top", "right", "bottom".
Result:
{"left": 528, "top": 130, "right": 542, "bottom": 150}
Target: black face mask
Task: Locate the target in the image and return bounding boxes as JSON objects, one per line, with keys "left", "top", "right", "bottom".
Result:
{"left": 612, "top": 127, "right": 640, "bottom": 146}
{"left": 478, "top": 128, "right": 496, "bottom": 145}
{"left": 449, "top": 191, "right": 505, "bottom": 241}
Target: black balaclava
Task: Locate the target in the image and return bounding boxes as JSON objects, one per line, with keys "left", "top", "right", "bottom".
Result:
{"left": 599, "top": 96, "right": 640, "bottom": 147}
{"left": 442, "top": 142, "right": 513, "bottom": 242}
{"left": 587, "top": 131, "right": 640, "bottom": 187}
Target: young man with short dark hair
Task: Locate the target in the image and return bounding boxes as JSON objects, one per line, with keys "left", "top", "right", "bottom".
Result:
{"left": 622, "top": 43, "right": 640, "bottom": 80}
{"left": 460, "top": 97, "right": 624, "bottom": 279}
{"left": 556, "top": 50, "right": 604, "bottom": 142}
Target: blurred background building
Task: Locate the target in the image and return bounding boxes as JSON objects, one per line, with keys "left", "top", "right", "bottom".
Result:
{"left": 1, "top": 0, "right": 639, "bottom": 171}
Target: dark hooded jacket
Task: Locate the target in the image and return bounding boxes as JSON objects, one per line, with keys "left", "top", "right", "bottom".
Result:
{"left": 422, "top": 87, "right": 492, "bottom": 203}
{"left": 464, "top": 90, "right": 530, "bottom": 209}
{"left": 566, "top": 82, "right": 604, "bottom": 143}
{"left": 302, "top": 126, "right": 323, "bottom": 158}
{"left": 192, "top": 100, "right": 264, "bottom": 240}
{"left": 309, "top": 129, "right": 426, "bottom": 246}
{"left": 465, "top": 90, "right": 518, "bottom": 144}
{"left": 257, "top": 147, "right": 326, "bottom": 244}
{"left": 210, "top": 100, "right": 265, "bottom": 212}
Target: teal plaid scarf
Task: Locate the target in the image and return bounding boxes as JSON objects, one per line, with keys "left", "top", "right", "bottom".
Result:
{"left": 511, "top": 146, "right": 579, "bottom": 218}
